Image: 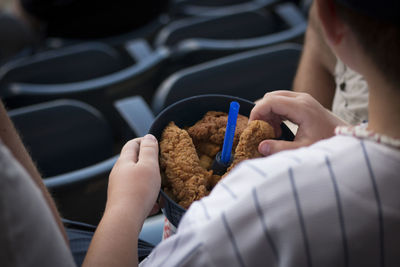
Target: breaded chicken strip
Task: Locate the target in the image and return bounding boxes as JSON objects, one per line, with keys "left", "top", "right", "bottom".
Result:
{"left": 227, "top": 120, "right": 275, "bottom": 172}
{"left": 160, "top": 122, "right": 212, "bottom": 209}
{"left": 187, "top": 111, "right": 248, "bottom": 158}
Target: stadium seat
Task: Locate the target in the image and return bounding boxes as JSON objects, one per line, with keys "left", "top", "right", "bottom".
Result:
{"left": 170, "top": 0, "right": 278, "bottom": 18}
{"left": 152, "top": 43, "right": 302, "bottom": 114}
{"left": 0, "top": 39, "right": 169, "bottom": 135}
{"left": 8, "top": 99, "right": 117, "bottom": 224}
{"left": 154, "top": 2, "right": 306, "bottom": 68}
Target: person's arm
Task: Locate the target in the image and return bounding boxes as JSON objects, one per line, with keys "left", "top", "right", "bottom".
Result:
{"left": 82, "top": 135, "right": 160, "bottom": 267}
{"left": 250, "top": 90, "right": 349, "bottom": 155}
{"left": 292, "top": 1, "right": 337, "bottom": 110}
{"left": 0, "top": 100, "right": 68, "bottom": 244}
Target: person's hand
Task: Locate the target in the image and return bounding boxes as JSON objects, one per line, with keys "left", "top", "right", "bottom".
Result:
{"left": 83, "top": 135, "right": 160, "bottom": 266}
{"left": 250, "top": 90, "right": 349, "bottom": 156}
{"left": 106, "top": 134, "right": 161, "bottom": 222}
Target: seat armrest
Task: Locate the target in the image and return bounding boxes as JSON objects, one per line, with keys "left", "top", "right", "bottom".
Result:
{"left": 125, "top": 39, "right": 154, "bottom": 62}
{"left": 275, "top": 2, "right": 307, "bottom": 28}
{"left": 114, "top": 95, "right": 155, "bottom": 137}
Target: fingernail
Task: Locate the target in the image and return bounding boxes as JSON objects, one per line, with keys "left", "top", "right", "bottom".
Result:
{"left": 259, "top": 143, "right": 270, "bottom": 155}
{"left": 144, "top": 134, "right": 157, "bottom": 142}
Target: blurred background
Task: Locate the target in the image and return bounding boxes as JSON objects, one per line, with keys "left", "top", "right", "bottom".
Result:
{"left": 0, "top": 0, "right": 12, "bottom": 9}
{"left": 0, "top": 0, "right": 310, "bottom": 244}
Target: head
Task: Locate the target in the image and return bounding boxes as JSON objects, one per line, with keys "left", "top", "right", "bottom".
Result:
{"left": 315, "top": 0, "right": 400, "bottom": 87}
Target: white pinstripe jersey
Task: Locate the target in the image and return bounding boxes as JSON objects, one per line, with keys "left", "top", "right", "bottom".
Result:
{"left": 141, "top": 134, "right": 400, "bottom": 267}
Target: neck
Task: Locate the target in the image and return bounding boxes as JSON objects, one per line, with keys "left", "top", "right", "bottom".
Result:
{"left": 366, "top": 74, "right": 400, "bottom": 139}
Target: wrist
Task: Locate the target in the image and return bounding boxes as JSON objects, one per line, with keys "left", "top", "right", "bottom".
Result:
{"left": 105, "top": 196, "right": 151, "bottom": 227}
{"left": 104, "top": 202, "right": 144, "bottom": 237}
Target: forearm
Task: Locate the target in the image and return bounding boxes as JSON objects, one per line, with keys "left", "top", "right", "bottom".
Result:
{"left": 82, "top": 201, "right": 144, "bottom": 267}
{"left": 293, "top": 2, "right": 337, "bottom": 109}
{"left": 83, "top": 136, "right": 160, "bottom": 266}
{"left": 0, "top": 100, "right": 68, "bottom": 244}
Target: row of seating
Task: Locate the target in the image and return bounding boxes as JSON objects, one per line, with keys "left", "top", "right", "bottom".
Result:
{"left": 1, "top": 1, "right": 307, "bottom": 232}
{"left": 0, "top": 2, "right": 306, "bottom": 104}
{"left": 170, "top": 0, "right": 279, "bottom": 18}
{"left": 7, "top": 42, "right": 302, "bottom": 225}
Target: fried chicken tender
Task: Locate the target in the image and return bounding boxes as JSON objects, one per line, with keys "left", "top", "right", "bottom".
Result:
{"left": 187, "top": 111, "right": 248, "bottom": 158}
{"left": 160, "top": 122, "right": 212, "bottom": 209}
{"left": 227, "top": 120, "right": 275, "bottom": 172}
{"left": 199, "top": 154, "right": 213, "bottom": 169}
{"left": 160, "top": 115, "right": 275, "bottom": 209}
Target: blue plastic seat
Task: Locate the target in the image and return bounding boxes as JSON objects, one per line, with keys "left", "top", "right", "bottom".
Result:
{"left": 8, "top": 95, "right": 157, "bottom": 224}
{"left": 0, "top": 42, "right": 128, "bottom": 87}
{"left": 0, "top": 40, "right": 169, "bottom": 127}
{"left": 8, "top": 99, "right": 116, "bottom": 224}
{"left": 152, "top": 43, "right": 302, "bottom": 114}
{"left": 9, "top": 99, "right": 114, "bottom": 176}
{"left": 155, "top": 2, "right": 306, "bottom": 67}
{"left": 0, "top": 39, "right": 169, "bottom": 134}
{"left": 170, "top": 0, "right": 278, "bottom": 18}
{"left": 0, "top": 12, "right": 37, "bottom": 65}
{"left": 43, "top": 14, "right": 169, "bottom": 49}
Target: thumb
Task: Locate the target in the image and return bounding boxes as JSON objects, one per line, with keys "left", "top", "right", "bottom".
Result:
{"left": 138, "top": 134, "right": 159, "bottom": 164}
{"left": 258, "top": 139, "right": 304, "bottom": 156}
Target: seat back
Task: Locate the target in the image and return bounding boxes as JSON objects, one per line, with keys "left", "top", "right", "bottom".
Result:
{"left": 0, "top": 42, "right": 127, "bottom": 85}
{"left": 9, "top": 99, "right": 114, "bottom": 177}
{"left": 182, "top": 0, "right": 249, "bottom": 5}
{"left": 43, "top": 13, "right": 169, "bottom": 49}
{"left": 0, "top": 12, "right": 37, "bottom": 65}
{"left": 171, "top": 0, "right": 277, "bottom": 17}
{"left": 45, "top": 156, "right": 117, "bottom": 225}
{"left": 156, "top": 10, "right": 285, "bottom": 47}
{"left": 152, "top": 43, "right": 302, "bottom": 114}
{"left": 8, "top": 99, "right": 116, "bottom": 224}
{"left": 0, "top": 40, "right": 169, "bottom": 137}
{"left": 155, "top": 2, "right": 306, "bottom": 68}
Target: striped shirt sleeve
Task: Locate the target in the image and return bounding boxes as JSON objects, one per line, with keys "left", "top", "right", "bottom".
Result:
{"left": 141, "top": 136, "right": 400, "bottom": 267}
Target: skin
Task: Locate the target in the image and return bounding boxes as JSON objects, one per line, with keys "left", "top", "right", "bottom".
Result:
{"left": 250, "top": 90, "right": 349, "bottom": 155}
{"left": 82, "top": 135, "right": 161, "bottom": 267}
{"left": 252, "top": 0, "right": 399, "bottom": 157}
{"left": 292, "top": 1, "right": 337, "bottom": 110}
{"left": 314, "top": 0, "right": 399, "bottom": 138}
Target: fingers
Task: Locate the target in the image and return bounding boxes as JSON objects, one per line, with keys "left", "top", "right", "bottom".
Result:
{"left": 118, "top": 134, "right": 158, "bottom": 164}
{"left": 262, "top": 90, "right": 299, "bottom": 98}
{"left": 258, "top": 139, "right": 307, "bottom": 156}
{"left": 120, "top": 138, "right": 141, "bottom": 163}
{"left": 250, "top": 91, "right": 306, "bottom": 127}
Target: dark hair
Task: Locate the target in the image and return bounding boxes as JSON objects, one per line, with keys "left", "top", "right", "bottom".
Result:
{"left": 335, "top": 2, "right": 400, "bottom": 86}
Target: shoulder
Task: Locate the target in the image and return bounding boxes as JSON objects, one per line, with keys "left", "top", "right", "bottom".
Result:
{"left": 0, "top": 141, "right": 75, "bottom": 267}
{"left": 146, "top": 136, "right": 400, "bottom": 266}
{"left": 182, "top": 136, "right": 400, "bottom": 265}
